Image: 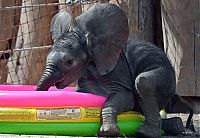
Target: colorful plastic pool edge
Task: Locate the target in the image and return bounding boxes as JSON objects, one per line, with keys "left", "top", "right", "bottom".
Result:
{"left": 0, "top": 120, "right": 143, "bottom": 136}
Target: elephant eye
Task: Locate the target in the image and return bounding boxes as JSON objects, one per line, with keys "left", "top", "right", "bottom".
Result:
{"left": 65, "top": 59, "right": 73, "bottom": 66}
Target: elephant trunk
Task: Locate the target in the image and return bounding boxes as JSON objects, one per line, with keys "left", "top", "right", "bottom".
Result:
{"left": 36, "top": 64, "right": 63, "bottom": 91}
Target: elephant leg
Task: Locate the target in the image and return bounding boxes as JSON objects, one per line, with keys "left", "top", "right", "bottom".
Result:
{"left": 135, "top": 74, "right": 161, "bottom": 138}
{"left": 135, "top": 68, "right": 176, "bottom": 138}
{"left": 98, "top": 91, "right": 134, "bottom": 136}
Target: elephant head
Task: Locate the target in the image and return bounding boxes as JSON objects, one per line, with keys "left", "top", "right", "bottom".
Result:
{"left": 36, "top": 3, "right": 129, "bottom": 91}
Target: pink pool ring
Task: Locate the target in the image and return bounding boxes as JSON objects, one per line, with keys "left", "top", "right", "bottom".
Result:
{"left": 0, "top": 85, "right": 106, "bottom": 108}
{"left": 0, "top": 85, "right": 75, "bottom": 91}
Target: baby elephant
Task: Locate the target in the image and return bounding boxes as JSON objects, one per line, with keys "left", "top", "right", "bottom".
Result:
{"left": 76, "top": 39, "right": 176, "bottom": 138}
{"left": 36, "top": 3, "right": 186, "bottom": 138}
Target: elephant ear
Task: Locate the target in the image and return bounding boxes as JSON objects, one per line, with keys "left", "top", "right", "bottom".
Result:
{"left": 50, "top": 12, "right": 72, "bottom": 43}
{"left": 75, "top": 3, "right": 129, "bottom": 75}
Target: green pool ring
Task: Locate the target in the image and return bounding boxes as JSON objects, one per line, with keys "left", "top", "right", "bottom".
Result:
{"left": 0, "top": 120, "right": 164, "bottom": 136}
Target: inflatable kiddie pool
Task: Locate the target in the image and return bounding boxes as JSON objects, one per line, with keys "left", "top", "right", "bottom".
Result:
{"left": 0, "top": 85, "right": 163, "bottom": 136}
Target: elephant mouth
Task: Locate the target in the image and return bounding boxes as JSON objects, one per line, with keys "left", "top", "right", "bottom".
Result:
{"left": 55, "top": 75, "right": 69, "bottom": 89}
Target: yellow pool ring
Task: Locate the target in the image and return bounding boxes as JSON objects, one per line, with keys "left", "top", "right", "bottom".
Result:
{"left": 0, "top": 107, "right": 144, "bottom": 122}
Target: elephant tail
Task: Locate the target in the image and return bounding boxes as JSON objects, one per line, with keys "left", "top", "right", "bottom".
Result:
{"left": 172, "top": 94, "right": 194, "bottom": 131}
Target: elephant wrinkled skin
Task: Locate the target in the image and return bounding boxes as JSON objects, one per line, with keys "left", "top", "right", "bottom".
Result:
{"left": 37, "top": 3, "right": 192, "bottom": 138}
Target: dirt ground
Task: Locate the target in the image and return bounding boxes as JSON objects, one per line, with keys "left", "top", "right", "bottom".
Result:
{"left": 0, "top": 113, "right": 199, "bottom": 138}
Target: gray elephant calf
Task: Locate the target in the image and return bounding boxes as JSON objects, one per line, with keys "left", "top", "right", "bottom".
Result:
{"left": 37, "top": 3, "right": 182, "bottom": 138}
{"left": 76, "top": 39, "right": 176, "bottom": 138}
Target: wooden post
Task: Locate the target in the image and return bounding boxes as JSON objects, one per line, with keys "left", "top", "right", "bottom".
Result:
{"left": 161, "top": 0, "right": 200, "bottom": 96}
{"left": 116, "top": 0, "right": 155, "bottom": 43}
{"left": 7, "top": 0, "right": 57, "bottom": 85}
{"left": 0, "top": 0, "right": 21, "bottom": 84}
{"left": 110, "top": 0, "right": 164, "bottom": 49}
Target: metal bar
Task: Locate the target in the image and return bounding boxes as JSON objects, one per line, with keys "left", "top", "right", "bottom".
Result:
{"left": 0, "top": 45, "right": 52, "bottom": 54}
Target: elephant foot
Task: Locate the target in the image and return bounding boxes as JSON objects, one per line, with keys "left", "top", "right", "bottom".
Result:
{"left": 98, "top": 122, "right": 120, "bottom": 136}
{"left": 98, "top": 107, "right": 120, "bottom": 136}
{"left": 137, "top": 123, "right": 161, "bottom": 138}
